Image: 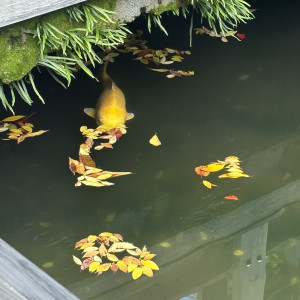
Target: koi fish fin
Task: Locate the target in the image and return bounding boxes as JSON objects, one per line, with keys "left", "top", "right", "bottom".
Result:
{"left": 84, "top": 108, "right": 96, "bottom": 118}
{"left": 126, "top": 112, "right": 134, "bottom": 121}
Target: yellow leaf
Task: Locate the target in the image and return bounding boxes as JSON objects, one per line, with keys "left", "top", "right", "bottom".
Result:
{"left": 148, "top": 68, "right": 169, "bottom": 73}
{"left": 141, "top": 260, "right": 159, "bottom": 270}
{"left": 128, "top": 263, "right": 138, "bottom": 272}
{"left": 202, "top": 163, "right": 225, "bottom": 172}
{"left": 83, "top": 250, "right": 99, "bottom": 258}
{"left": 225, "top": 156, "right": 240, "bottom": 164}
{"left": 87, "top": 235, "right": 98, "bottom": 242}
{"left": 127, "top": 249, "right": 140, "bottom": 256}
{"left": 160, "top": 242, "right": 171, "bottom": 248}
{"left": 117, "top": 260, "right": 128, "bottom": 273}
{"left": 42, "top": 262, "right": 54, "bottom": 268}
{"left": 111, "top": 242, "right": 136, "bottom": 250}
{"left": 155, "top": 50, "right": 164, "bottom": 57}
{"left": 171, "top": 55, "right": 184, "bottom": 62}
{"left": 149, "top": 133, "right": 161, "bottom": 146}
{"left": 132, "top": 267, "right": 143, "bottom": 280}
{"left": 81, "top": 180, "right": 105, "bottom": 187}
{"left": 93, "top": 256, "right": 102, "bottom": 262}
{"left": 233, "top": 249, "right": 244, "bottom": 256}
{"left": 143, "top": 253, "right": 156, "bottom": 260}
{"left": 107, "top": 253, "right": 119, "bottom": 262}
{"left": 290, "top": 277, "right": 298, "bottom": 286}
{"left": 80, "top": 126, "right": 87, "bottom": 132}
{"left": 24, "top": 122, "right": 33, "bottom": 127}
{"left": 83, "top": 246, "right": 99, "bottom": 253}
{"left": 99, "top": 232, "right": 113, "bottom": 237}
{"left": 2, "top": 115, "right": 25, "bottom": 122}
{"left": 97, "top": 173, "right": 113, "bottom": 180}
{"left": 218, "top": 173, "right": 249, "bottom": 179}
{"left": 140, "top": 58, "right": 149, "bottom": 64}
{"left": 142, "top": 266, "right": 153, "bottom": 277}
{"left": 79, "top": 144, "right": 90, "bottom": 155}
{"left": 89, "top": 261, "right": 100, "bottom": 272}
{"left": 10, "top": 128, "right": 22, "bottom": 135}
{"left": 97, "top": 263, "right": 111, "bottom": 272}
{"left": 203, "top": 180, "right": 217, "bottom": 189}
{"left": 72, "top": 255, "right": 82, "bottom": 266}
{"left": 80, "top": 242, "right": 95, "bottom": 250}
{"left": 22, "top": 125, "right": 33, "bottom": 133}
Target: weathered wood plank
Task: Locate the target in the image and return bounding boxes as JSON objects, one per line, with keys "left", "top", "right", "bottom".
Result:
{"left": 69, "top": 178, "right": 300, "bottom": 299}
{"left": 0, "top": 239, "right": 79, "bottom": 300}
{"left": 0, "top": 0, "right": 86, "bottom": 28}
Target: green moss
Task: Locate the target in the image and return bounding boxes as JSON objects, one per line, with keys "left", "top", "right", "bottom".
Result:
{"left": 0, "top": 24, "right": 40, "bottom": 84}
{"left": 0, "top": 0, "right": 118, "bottom": 84}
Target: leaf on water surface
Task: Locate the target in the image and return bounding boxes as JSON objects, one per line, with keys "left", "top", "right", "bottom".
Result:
{"left": 1, "top": 115, "right": 26, "bottom": 122}
{"left": 149, "top": 133, "right": 161, "bottom": 146}
{"left": 195, "top": 166, "right": 210, "bottom": 177}
{"left": 224, "top": 195, "right": 239, "bottom": 201}
{"left": 73, "top": 255, "right": 82, "bottom": 265}
{"left": 142, "top": 266, "right": 153, "bottom": 277}
{"left": 117, "top": 260, "right": 128, "bottom": 273}
{"left": 128, "top": 263, "right": 138, "bottom": 272}
{"left": 68, "top": 158, "right": 85, "bottom": 175}
{"left": 202, "top": 163, "right": 225, "bottom": 172}
{"left": 148, "top": 68, "right": 169, "bottom": 73}
{"left": 132, "top": 267, "right": 143, "bottom": 280}
{"left": 141, "top": 260, "right": 159, "bottom": 270}
{"left": 89, "top": 261, "right": 100, "bottom": 272}
{"left": 203, "top": 180, "right": 217, "bottom": 189}
{"left": 107, "top": 253, "right": 119, "bottom": 262}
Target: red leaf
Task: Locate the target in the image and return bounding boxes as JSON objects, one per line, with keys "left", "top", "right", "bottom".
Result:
{"left": 224, "top": 195, "right": 239, "bottom": 201}
{"left": 195, "top": 166, "right": 210, "bottom": 177}
{"left": 236, "top": 33, "right": 246, "bottom": 40}
{"left": 138, "top": 49, "right": 152, "bottom": 57}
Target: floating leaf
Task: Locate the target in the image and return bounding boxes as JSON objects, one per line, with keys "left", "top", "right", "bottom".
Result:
{"left": 143, "top": 253, "right": 156, "bottom": 260}
{"left": 128, "top": 263, "right": 138, "bottom": 272}
{"left": 236, "top": 33, "right": 246, "bottom": 40}
{"left": 149, "top": 133, "right": 161, "bottom": 146}
{"left": 117, "top": 260, "right": 128, "bottom": 273}
{"left": 127, "top": 249, "right": 140, "bottom": 256}
{"left": 202, "top": 163, "right": 225, "bottom": 172}
{"left": 142, "top": 266, "right": 153, "bottom": 277}
{"left": 97, "top": 263, "right": 111, "bottom": 272}
{"left": 195, "top": 166, "right": 210, "bottom": 177}
{"left": 110, "top": 262, "right": 118, "bottom": 273}
{"left": 107, "top": 253, "right": 119, "bottom": 262}
{"left": 148, "top": 68, "right": 169, "bottom": 73}
{"left": 171, "top": 55, "right": 184, "bottom": 62}
{"left": 141, "top": 260, "right": 159, "bottom": 270}
{"left": 69, "top": 157, "right": 85, "bottom": 175}
{"left": 73, "top": 255, "right": 82, "bottom": 266}
{"left": 89, "top": 261, "right": 100, "bottom": 272}
{"left": 224, "top": 195, "right": 239, "bottom": 201}
{"left": 132, "top": 267, "right": 143, "bottom": 280}
{"left": 87, "top": 235, "right": 98, "bottom": 243}
{"left": 218, "top": 172, "right": 249, "bottom": 178}
{"left": 203, "top": 180, "right": 217, "bottom": 189}
{"left": 83, "top": 250, "right": 99, "bottom": 258}
{"left": 2, "top": 115, "right": 25, "bottom": 122}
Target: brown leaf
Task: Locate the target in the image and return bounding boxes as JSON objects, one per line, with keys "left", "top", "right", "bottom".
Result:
{"left": 69, "top": 157, "right": 85, "bottom": 175}
{"left": 110, "top": 262, "right": 118, "bottom": 273}
{"left": 195, "top": 166, "right": 210, "bottom": 177}
{"left": 79, "top": 154, "right": 96, "bottom": 168}
{"left": 99, "top": 244, "right": 108, "bottom": 257}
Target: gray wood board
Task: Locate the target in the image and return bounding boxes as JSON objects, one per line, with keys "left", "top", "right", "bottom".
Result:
{"left": 0, "top": 0, "right": 86, "bottom": 27}
{"left": 0, "top": 239, "right": 79, "bottom": 300}
{"left": 69, "top": 179, "right": 300, "bottom": 299}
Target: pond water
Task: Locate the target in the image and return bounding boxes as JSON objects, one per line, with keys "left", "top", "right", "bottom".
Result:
{"left": 1, "top": 0, "right": 300, "bottom": 299}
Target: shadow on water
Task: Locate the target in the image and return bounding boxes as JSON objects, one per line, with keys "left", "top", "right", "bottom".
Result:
{"left": 1, "top": 0, "right": 300, "bottom": 299}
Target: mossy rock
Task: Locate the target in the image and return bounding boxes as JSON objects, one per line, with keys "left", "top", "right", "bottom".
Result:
{"left": 0, "top": 23, "right": 40, "bottom": 84}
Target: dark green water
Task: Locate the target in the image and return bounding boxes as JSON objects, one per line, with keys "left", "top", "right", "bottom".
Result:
{"left": 1, "top": 1, "right": 300, "bottom": 299}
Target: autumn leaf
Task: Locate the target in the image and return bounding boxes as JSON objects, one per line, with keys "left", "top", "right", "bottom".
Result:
{"left": 2, "top": 115, "right": 26, "bottom": 122}
{"left": 202, "top": 163, "right": 225, "bottom": 172}
{"left": 83, "top": 250, "right": 99, "bottom": 258}
{"left": 236, "top": 33, "right": 246, "bottom": 40}
{"left": 69, "top": 158, "right": 86, "bottom": 175}
{"left": 132, "top": 267, "right": 143, "bottom": 280}
{"left": 203, "top": 180, "right": 217, "bottom": 189}
{"left": 142, "top": 266, "right": 153, "bottom": 277}
{"left": 80, "top": 242, "right": 95, "bottom": 250}
{"left": 218, "top": 172, "right": 249, "bottom": 178}
{"left": 148, "top": 68, "right": 169, "bottom": 73}
{"left": 107, "top": 253, "right": 119, "bottom": 262}
{"left": 73, "top": 255, "right": 82, "bottom": 266}
{"left": 110, "top": 262, "right": 118, "bottom": 273}
{"left": 149, "top": 133, "right": 161, "bottom": 146}
{"left": 117, "top": 260, "right": 128, "bottom": 273}
{"left": 143, "top": 253, "right": 156, "bottom": 260}
{"left": 195, "top": 166, "right": 210, "bottom": 177}
{"left": 233, "top": 249, "right": 244, "bottom": 256}
{"left": 224, "top": 195, "right": 239, "bottom": 201}
{"left": 128, "top": 263, "right": 138, "bottom": 272}
{"left": 97, "top": 263, "right": 111, "bottom": 272}
{"left": 89, "top": 261, "right": 100, "bottom": 272}
{"left": 141, "top": 260, "right": 159, "bottom": 270}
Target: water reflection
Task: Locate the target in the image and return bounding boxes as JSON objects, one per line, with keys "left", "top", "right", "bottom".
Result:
{"left": 0, "top": 0, "right": 300, "bottom": 299}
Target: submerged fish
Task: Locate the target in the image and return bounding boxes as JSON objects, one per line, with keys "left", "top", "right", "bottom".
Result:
{"left": 84, "top": 62, "right": 134, "bottom": 127}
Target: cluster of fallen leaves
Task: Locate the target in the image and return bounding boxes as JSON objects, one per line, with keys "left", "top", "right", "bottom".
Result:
{"left": 73, "top": 232, "right": 159, "bottom": 280}
{"left": 195, "top": 156, "right": 250, "bottom": 200}
{"left": 194, "top": 26, "right": 246, "bottom": 43}
{"left": 69, "top": 124, "right": 132, "bottom": 187}
{"left": 0, "top": 114, "right": 48, "bottom": 144}
{"left": 114, "top": 30, "right": 194, "bottom": 79}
